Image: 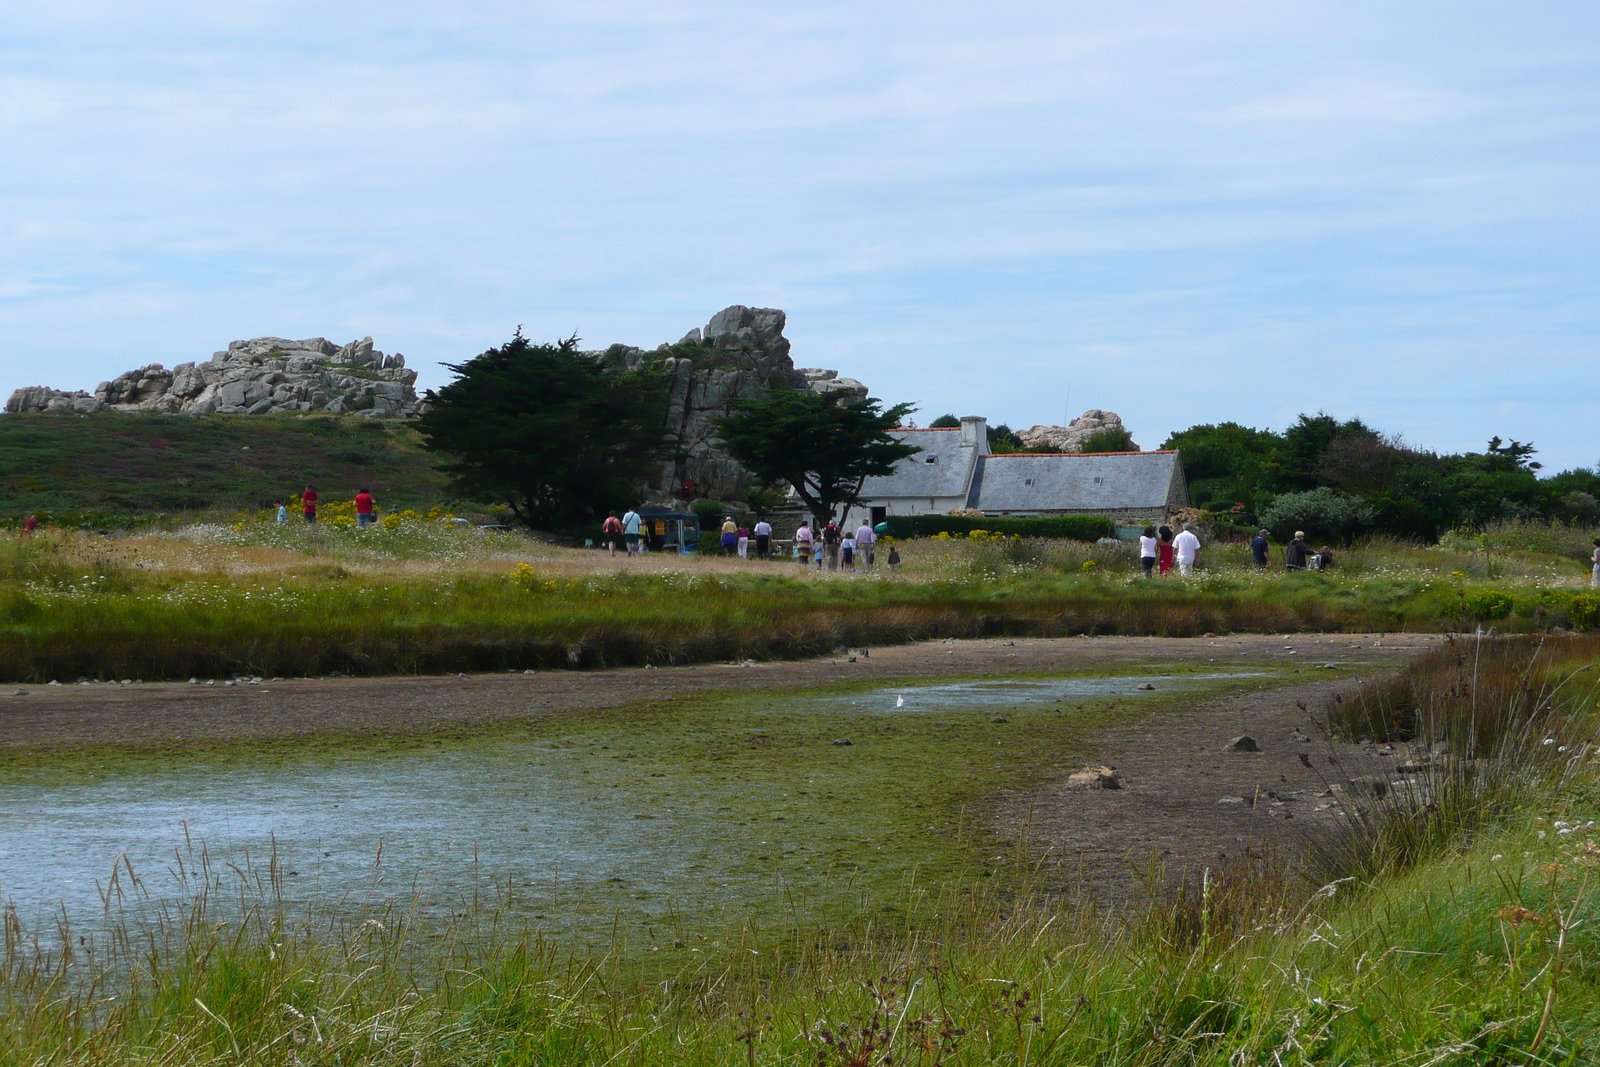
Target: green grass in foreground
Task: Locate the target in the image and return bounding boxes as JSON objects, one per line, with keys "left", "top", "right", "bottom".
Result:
{"left": 1, "top": 637, "right": 1596, "bottom": 1065}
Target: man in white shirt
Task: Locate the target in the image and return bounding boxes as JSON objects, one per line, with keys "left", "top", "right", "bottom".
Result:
{"left": 1173, "top": 523, "right": 1201, "bottom": 577}
{"left": 622, "top": 508, "right": 642, "bottom": 555}
{"left": 854, "top": 521, "right": 877, "bottom": 571}
{"left": 753, "top": 519, "right": 773, "bottom": 559}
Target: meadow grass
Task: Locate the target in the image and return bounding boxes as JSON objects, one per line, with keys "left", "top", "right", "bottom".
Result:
{"left": 2, "top": 525, "right": 1597, "bottom": 681}
{"left": 2, "top": 636, "right": 1596, "bottom": 1064}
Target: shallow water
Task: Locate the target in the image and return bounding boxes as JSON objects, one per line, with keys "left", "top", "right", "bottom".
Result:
{"left": 802, "top": 672, "right": 1267, "bottom": 713}
{"left": 0, "top": 670, "right": 1267, "bottom": 935}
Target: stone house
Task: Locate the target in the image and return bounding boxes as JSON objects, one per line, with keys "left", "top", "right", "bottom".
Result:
{"left": 845, "top": 416, "right": 1188, "bottom": 527}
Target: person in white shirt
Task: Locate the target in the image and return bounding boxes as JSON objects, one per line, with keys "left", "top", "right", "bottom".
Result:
{"left": 854, "top": 522, "right": 877, "bottom": 571}
{"left": 1137, "top": 525, "right": 1158, "bottom": 577}
{"left": 1172, "top": 524, "right": 1201, "bottom": 577}
{"left": 753, "top": 519, "right": 773, "bottom": 559}
{"left": 622, "top": 509, "right": 642, "bottom": 555}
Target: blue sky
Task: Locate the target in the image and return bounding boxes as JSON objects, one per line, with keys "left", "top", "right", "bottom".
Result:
{"left": 3, "top": 2, "right": 1597, "bottom": 469}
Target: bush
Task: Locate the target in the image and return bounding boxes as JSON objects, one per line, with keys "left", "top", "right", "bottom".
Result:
{"left": 1570, "top": 593, "right": 1600, "bottom": 630}
{"left": 1259, "top": 487, "right": 1376, "bottom": 543}
{"left": 1461, "top": 588, "right": 1516, "bottom": 621}
{"left": 881, "top": 514, "right": 1113, "bottom": 541}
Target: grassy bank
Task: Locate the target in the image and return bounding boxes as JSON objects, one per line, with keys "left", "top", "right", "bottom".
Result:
{"left": 0, "top": 411, "right": 450, "bottom": 526}
{"left": 2, "top": 525, "right": 1596, "bottom": 681}
{"left": 3, "top": 636, "right": 1596, "bottom": 1064}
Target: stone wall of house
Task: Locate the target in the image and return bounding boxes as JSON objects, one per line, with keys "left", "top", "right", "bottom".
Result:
{"left": 5, "top": 336, "right": 421, "bottom": 418}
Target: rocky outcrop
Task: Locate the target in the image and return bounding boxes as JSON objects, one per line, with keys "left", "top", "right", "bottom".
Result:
{"left": 590, "top": 305, "right": 868, "bottom": 501}
{"left": 1018, "top": 410, "right": 1137, "bottom": 453}
{"left": 5, "top": 336, "right": 421, "bottom": 418}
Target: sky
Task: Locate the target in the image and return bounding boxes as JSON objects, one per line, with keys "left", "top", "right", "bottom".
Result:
{"left": 2, "top": 2, "right": 1597, "bottom": 470}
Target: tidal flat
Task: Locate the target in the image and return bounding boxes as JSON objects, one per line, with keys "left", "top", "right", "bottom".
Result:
{"left": 0, "top": 663, "right": 1288, "bottom": 952}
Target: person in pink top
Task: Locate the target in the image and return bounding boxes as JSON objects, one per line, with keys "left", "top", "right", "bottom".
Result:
{"left": 354, "top": 488, "right": 377, "bottom": 528}
{"left": 794, "top": 522, "right": 813, "bottom": 566}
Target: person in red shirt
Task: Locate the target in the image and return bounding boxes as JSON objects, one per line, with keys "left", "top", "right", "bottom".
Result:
{"left": 301, "top": 487, "right": 319, "bottom": 523}
{"left": 354, "top": 488, "right": 376, "bottom": 528}
{"left": 22, "top": 515, "right": 38, "bottom": 535}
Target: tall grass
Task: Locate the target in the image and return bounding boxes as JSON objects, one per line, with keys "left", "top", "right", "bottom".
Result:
{"left": 3, "top": 640, "right": 1597, "bottom": 1063}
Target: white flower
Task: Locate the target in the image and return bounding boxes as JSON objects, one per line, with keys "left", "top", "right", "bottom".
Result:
{"left": 1491, "top": 854, "right": 1504, "bottom": 862}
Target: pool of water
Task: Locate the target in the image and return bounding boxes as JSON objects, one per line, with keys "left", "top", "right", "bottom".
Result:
{"left": 802, "top": 672, "right": 1268, "bottom": 713}
{"left": 0, "top": 670, "right": 1270, "bottom": 935}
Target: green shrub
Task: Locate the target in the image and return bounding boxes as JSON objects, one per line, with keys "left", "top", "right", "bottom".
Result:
{"left": 1259, "top": 487, "right": 1376, "bottom": 543}
{"left": 881, "top": 514, "right": 1114, "bottom": 541}
{"left": 1461, "top": 588, "right": 1515, "bottom": 621}
{"left": 1570, "top": 593, "right": 1600, "bottom": 630}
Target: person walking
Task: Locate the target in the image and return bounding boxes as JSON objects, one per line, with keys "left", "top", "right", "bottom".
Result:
{"left": 754, "top": 518, "right": 772, "bottom": 559}
{"left": 1156, "top": 524, "right": 1175, "bottom": 576}
{"left": 1250, "top": 529, "right": 1270, "bottom": 569}
{"left": 887, "top": 545, "right": 901, "bottom": 573}
{"left": 1138, "top": 525, "right": 1159, "bottom": 576}
{"left": 354, "top": 488, "right": 377, "bottom": 528}
{"left": 1592, "top": 538, "right": 1600, "bottom": 588}
{"left": 1173, "top": 523, "right": 1201, "bottom": 577}
{"left": 301, "top": 486, "right": 319, "bottom": 523}
{"left": 602, "top": 512, "right": 624, "bottom": 556}
{"left": 855, "top": 519, "right": 876, "bottom": 571}
{"left": 737, "top": 522, "right": 750, "bottom": 558}
{"left": 840, "top": 533, "right": 856, "bottom": 572}
{"left": 795, "top": 521, "right": 813, "bottom": 567}
{"left": 720, "top": 517, "right": 738, "bottom": 557}
{"left": 276, "top": 502, "right": 288, "bottom": 525}
{"left": 1285, "top": 531, "right": 1312, "bottom": 571}
{"left": 622, "top": 507, "right": 643, "bottom": 555}
{"left": 822, "top": 521, "right": 841, "bottom": 571}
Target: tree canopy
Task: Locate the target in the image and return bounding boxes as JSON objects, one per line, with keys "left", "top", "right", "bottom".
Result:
{"left": 416, "top": 331, "right": 670, "bottom": 528}
{"left": 715, "top": 390, "right": 918, "bottom": 523}
{"left": 1162, "top": 413, "right": 1596, "bottom": 541}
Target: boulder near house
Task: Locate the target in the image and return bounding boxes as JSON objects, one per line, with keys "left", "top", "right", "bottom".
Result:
{"left": 843, "top": 416, "right": 1189, "bottom": 529}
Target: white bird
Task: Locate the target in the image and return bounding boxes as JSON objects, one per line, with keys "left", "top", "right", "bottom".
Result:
{"left": 895, "top": 695, "right": 905, "bottom": 708}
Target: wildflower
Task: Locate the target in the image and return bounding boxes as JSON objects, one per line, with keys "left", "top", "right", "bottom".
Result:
{"left": 1497, "top": 905, "right": 1543, "bottom": 926}
{"left": 1490, "top": 854, "right": 1504, "bottom": 862}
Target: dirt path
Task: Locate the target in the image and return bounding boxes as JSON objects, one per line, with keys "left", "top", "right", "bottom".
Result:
{"left": 0, "top": 631, "right": 1436, "bottom": 750}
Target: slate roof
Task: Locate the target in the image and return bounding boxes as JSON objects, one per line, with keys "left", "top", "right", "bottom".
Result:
{"left": 858, "top": 428, "right": 984, "bottom": 500}
{"left": 970, "top": 450, "right": 1185, "bottom": 513}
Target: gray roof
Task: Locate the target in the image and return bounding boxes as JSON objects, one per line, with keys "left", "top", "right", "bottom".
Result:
{"left": 858, "top": 428, "right": 982, "bottom": 500}
{"left": 972, "top": 450, "right": 1184, "bottom": 512}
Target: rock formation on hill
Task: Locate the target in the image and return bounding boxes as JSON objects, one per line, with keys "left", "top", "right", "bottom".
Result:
{"left": 1018, "top": 410, "right": 1138, "bottom": 452}
{"left": 589, "top": 305, "right": 866, "bottom": 501}
{"left": 5, "top": 336, "right": 421, "bottom": 418}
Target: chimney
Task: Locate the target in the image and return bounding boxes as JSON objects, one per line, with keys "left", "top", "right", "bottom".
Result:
{"left": 959, "top": 415, "right": 988, "bottom": 450}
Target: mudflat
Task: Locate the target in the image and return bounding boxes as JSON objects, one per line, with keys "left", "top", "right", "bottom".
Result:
{"left": 0, "top": 632, "right": 1438, "bottom": 750}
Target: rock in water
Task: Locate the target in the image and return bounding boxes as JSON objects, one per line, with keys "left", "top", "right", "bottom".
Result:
{"left": 1017, "top": 410, "right": 1137, "bottom": 453}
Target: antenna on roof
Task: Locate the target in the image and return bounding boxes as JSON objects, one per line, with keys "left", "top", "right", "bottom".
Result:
{"left": 1063, "top": 384, "right": 1071, "bottom": 426}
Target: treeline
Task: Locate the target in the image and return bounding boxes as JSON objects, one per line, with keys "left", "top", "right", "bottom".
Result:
{"left": 1164, "top": 414, "right": 1600, "bottom": 542}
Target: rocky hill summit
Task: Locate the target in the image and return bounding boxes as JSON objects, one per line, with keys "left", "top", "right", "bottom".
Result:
{"left": 6, "top": 336, "right": 421, "bottom": 418}
{"left": 591, "top": 305, "right": 866, "bottom": 500}
{"left": 1017, "top": 409, "right": 1138, "bottom": 452}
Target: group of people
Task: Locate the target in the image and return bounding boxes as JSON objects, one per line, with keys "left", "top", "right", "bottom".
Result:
{"left": 274, "top": 486, "right": 380, "bottom": 527}
{"left": 792, "top": 519, "right": 899, "bottom": 572}
{"left": 716, "top": 517, "right": 774, "bottom": 558}
{"left": 1135, "top": 525, "right": 1337, "bottom": 576}
{"left": 1137, "top": 523, "right": 1204, "bottom": 576}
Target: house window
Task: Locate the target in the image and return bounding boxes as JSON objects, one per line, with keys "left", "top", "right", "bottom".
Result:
{"left": 924, "top": 455, "right": 938, "bottom": 464}
{"left": 1023, "top": 477, "right": 1034, "bottom": 486}
{"left": 1093, "top": 476, "right": 1103, "bottom": 485}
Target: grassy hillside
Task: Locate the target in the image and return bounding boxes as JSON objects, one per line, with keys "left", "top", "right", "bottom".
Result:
{"left": 0, "top": 411, "right": 452, "bottom": 526}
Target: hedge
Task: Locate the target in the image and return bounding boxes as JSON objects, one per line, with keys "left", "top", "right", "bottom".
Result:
{"left": 881, "top": 514, "right": 1114, "bottom": 542}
